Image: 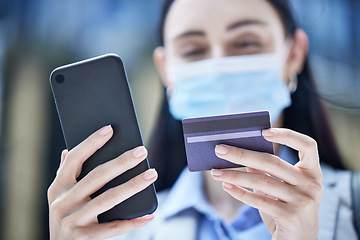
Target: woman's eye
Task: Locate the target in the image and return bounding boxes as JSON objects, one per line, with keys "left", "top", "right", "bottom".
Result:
{"left": 234, "top": 41, "right": 261, "bottom": 48}
{"left": 182, "top": 48, "right": 206, "bottom": 58}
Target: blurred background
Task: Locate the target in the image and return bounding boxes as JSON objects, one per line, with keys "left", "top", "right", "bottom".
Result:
{"left": 0, "top": 0, "right": 359, "bottom": 239}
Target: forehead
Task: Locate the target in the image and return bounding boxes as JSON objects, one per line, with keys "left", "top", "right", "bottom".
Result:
{"left": 164, "top": 0, "right": 284, "bottom": 42}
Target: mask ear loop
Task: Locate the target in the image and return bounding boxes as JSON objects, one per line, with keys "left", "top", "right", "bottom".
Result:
{"left": 288, "top": 72, "right": 298, "bottom": 94}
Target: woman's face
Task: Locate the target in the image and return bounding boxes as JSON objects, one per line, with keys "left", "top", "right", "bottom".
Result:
{"left": 155, "top": 0, "right": 308, "bottom": 89}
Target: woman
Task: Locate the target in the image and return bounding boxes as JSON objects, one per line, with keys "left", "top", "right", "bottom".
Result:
{"left": 47, "top": 0, "right": 357, "bottom": 239}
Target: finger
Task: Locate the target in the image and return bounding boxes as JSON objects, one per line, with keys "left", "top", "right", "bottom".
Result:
{"left": 74, "top": 214, "right": 154, "bottom": 239}
{"left": 262, "top": 128, "right": 320, "bottom": 171}
{"left": 57, "top": 125, "right": 114, "bottom": 184}
{"left": 49, "top": 149, "right": 70, "bottom": 203}
{"left": 245, "top": 167, "right": 264, "bottom": 174}
{"left": 60, "top": 149, "right": 68, "bottom": 167}
{"left": 246, "top": 166, "right": 277, "bottom": 184}
{"left": 222, "top": 182, "right": 286, "bottom": 219}
{"left": 56, "top": 149, "right": 69, "bottom": 176}
{"left": 212, "top": 169, "right": 297, "bottom": 202}
{"left": 245, "top": 167, "right": 276, "bottom": 197}
{"left": 71, "top": 146, "right": 148, "bottom": 201}
{"left": 215, "top": 145, "right": 300, "bottom": 185}
{"left": 77, "top": 168, "right": 158, "bottom": 223}
{"left": 246, "top": 167, "right": 271, "bottom": 189}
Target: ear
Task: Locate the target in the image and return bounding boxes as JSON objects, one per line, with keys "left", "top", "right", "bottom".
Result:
{"left": 153, "top": 46, "right": 173, "bottom": 89}
{"left": 285, "top": 29, "right": 309, "bottom": 77}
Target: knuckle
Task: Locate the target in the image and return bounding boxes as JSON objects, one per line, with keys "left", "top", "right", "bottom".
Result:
{"left": 234, "top": 148, "right": 245, "bottom": 160}
{"left": 311, "top": 180, "right": 322, "bottom": 193}
{"left": 128, "top": 176, "right": 142, "bottom": 191}
{"left": 131, "top": 218, "right": 149, "bottom": 229}
{"left": 85, "top": 166, "right": 105, "bottom": 186}
{"left": 131, "top": 219, "right": 144, "bottom": 229}
{"left": 300, "top": 194, "right": 315, "bottom": 208}
{"left": 50, "top": 200, "right": 66, "bottom": 220}
{"left": 296, "top": 187, "right": 318, "bottom": 209}
{"left": 61, "top": 148, "right": 68, "bottom": 156}
{"left": 47, "top": 184, "right": 55, "bottom": 203}
{"left": 86, "top": 136, "right": 102, "bottom": 151}
{"left": 98, "top": 190, "right": 114, "bottom": 207}
{"left": 112, "top": 219, "right": 141, "bottom": 235}
{"left": 304, "top": 137, "right": 318, "bottom": 149}
{"left": 64, "top": 150, "right": 75, "bottom": 161}
{"left": 63, "top": 149, "right": 80, "bottom": 165}
{"left": 259, "top": 174, "right": 272, "bottom": 186}
{"left": 278, "top": 128, "right": 290, "bottom": 138}
{"left": 61, "top": 215, "right": 76, "bottom": 234}
{"left": 268, "top": 155, "right": 282, "bottom": 169}
{"left": 117, "top": 151, "right": 134, "bottom": 168}
{"left": 124, "top": 219, "right": 142, "bottom": 230}
{"left": 306, "top": 180, "right": 323, "bottom": 198}
{"left": 108, "top": 220, "right": 128, "bottom": 236}
{"left": 237, "top": 187, "right": 247, "bottom": 199}
{"left": 227, "top": 170, "right": 238, "bottom": 182}
{"left": 109, "top": 220, "right": 120, "bottom": 229}
{"left": 293, "top": 188, "right": 314, "bottom": 207}
{"left": 255, "top": 194, "right": 267, "bottom": 206}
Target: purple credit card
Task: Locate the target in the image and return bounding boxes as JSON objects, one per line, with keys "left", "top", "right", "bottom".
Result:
{"left": 182, "top": 111, "right": 274, "bottom": 172}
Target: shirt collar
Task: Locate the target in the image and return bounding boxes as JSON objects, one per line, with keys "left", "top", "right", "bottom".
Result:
{"left": 161, "top": 167, "right": 257, "bottom": 221}
{"left": 161, "top": 168, "right": 210, "bottom": 219}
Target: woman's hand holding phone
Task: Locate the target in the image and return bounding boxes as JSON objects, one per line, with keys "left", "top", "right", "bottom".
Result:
{"left": 47, "top": 126, "right": 158, "bottom": 240}
{"left": 211, "top": 128, "right": 322, "bottom": 240}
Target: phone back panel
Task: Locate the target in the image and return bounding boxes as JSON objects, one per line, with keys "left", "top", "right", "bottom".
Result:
{"left": 50, "top": 54, "right": 157, "bottom": 222}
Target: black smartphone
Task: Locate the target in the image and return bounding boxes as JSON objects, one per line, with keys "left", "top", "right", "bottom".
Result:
{"left": 50, "top": 53, "right": 157, "bottom": 223}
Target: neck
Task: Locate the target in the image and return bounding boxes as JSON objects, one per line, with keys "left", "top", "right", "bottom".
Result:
{"left": 203, "top": 171, "right": 244, "bottom": 223}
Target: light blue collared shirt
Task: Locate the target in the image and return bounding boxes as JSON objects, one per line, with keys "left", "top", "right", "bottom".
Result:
{"left": 160, "top": 169, "right": 271, "bottom": 240}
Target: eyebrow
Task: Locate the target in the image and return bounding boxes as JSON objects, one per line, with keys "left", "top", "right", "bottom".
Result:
{"left": 174, "top": 30, "right": 205, "bottom": 41}
{"left": 173, "top": 19, "right": 267, "bottom": 42}
{"left": 226, "top": 19, "right": 267, "bottom": 31}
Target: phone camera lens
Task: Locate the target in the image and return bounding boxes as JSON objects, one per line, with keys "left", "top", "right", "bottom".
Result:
{"left": 55, "top": 74, "right": 65, "bottom": 84}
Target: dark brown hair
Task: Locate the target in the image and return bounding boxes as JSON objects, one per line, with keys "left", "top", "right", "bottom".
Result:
{"left": 149, "top": 0, "right": 346, "bottom": 191}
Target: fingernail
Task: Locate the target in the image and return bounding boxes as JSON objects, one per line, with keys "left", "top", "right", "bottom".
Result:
{"left": 215, "top": 145, "right": 229, "bottom": 155}
{"left": 211, "top": 169, "right": 224, "bottom": 177}
{"left": 99, "top": 125, "right": 112, "bottom": 136}
{"left": 223, "top": 182, "right": 234, "bottom": 189}
{"left": 143, "top": 169, "right": 157, "bottom": 181}
{"left": 132, "top": 146, "right": 147, "bottom": 158}
{"left": 144, "top": 214, "right": 154, "bottom": 220}
{"left": 138, "top": 214, "right": 155, "bottom": 227}
{"left": 262, "top": 129, "right": 276, "bottom": 137}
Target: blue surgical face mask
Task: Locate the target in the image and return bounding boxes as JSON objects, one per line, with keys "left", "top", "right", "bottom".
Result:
{"left": 167, "top": 53, "right": 292, "bottom": 123}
